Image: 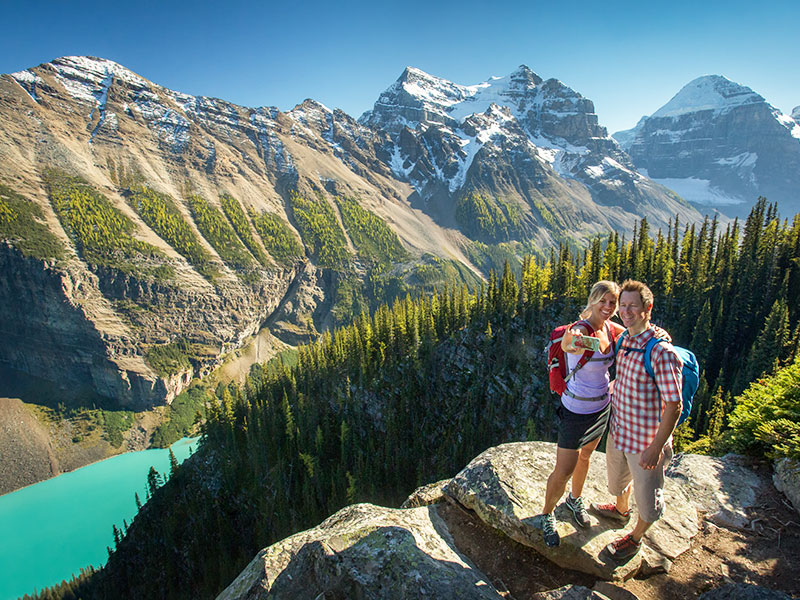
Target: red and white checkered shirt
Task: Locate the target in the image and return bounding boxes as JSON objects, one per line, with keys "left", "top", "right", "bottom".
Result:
{"left": 610, "top": 326, "right": 683, "bottom": 454}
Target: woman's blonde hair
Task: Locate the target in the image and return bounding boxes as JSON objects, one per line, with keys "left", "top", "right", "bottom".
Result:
{"left": 579, "top": 280, "right": 620, "bottom": 320}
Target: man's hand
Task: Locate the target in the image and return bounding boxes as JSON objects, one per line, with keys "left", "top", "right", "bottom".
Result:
{"left": 639, "top": 443, "right": 663, "bottom": 470}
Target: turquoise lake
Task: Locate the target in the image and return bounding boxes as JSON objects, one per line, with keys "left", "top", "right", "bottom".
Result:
{"left": 0, "top": 437, "right": 199, "bottom": 600}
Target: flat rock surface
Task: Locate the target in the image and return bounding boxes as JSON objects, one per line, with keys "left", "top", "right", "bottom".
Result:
{"left": 215, "top": 503, "right": 505, "bottom": 600}
{"left": 666, "top": 453, "right": 767, "bottom": 529}
{"left": 445, "top": 441, "right": 698, "bottom": 581}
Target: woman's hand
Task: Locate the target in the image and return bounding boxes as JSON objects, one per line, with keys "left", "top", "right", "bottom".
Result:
{"left": 562, "top": 327, "right": 585, "bottom": 354}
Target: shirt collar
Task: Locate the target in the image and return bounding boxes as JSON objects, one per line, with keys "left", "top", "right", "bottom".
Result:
{"left": 627, "top": 326, "right": 656, "bottom": 346}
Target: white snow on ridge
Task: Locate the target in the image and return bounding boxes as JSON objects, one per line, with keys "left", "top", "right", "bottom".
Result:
{"left": 776, "top": 112, "right": 800, "bottom": 140}
{"left": 714, "top": 152, "right": 758, "bottom": 168}
{"left": 652, "top": 75, "right": 764, "bottom": 119}
{"left": 651, "top": 176, "right": 746, "bottom": 206}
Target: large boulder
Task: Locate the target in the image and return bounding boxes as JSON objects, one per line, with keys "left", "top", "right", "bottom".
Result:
{"left": 445, "top": 441, "right": 698, "bottom": 581}
{"left": 666, "top": 453, "right": 767, "bottom": 529}
{"left": 215, "top": 503, "right": 505, "bottom": 600}
{"left": 773, "top": 458, "right": 800, "bottom": 517}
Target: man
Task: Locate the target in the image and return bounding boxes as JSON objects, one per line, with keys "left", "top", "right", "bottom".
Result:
{"left": 590, "top": 279, "right": 683, "bottom": 561}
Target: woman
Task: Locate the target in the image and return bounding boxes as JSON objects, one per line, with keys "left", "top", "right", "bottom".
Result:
{"left": 533, "top": 280, "right": 625, "bottom": 547}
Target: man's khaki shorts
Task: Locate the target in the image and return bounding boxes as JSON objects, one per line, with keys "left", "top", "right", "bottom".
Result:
{"left": 606, "top": 432, "right": 673, "bottom": 523}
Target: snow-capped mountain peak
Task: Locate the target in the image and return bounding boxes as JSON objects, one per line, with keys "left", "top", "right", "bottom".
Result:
{"left": 651, "top": 75, "right": 764, "bottom": 119}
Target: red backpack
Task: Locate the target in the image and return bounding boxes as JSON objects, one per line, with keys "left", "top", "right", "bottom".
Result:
{"left": 545, "top": 320, "right": 613, "bottom": 395}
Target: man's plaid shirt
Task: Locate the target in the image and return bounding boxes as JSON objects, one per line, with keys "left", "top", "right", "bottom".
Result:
{"left": 610, "top": 326, "right": 683, "bottom": 454}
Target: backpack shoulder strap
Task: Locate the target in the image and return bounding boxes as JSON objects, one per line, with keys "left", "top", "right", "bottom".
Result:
{"left": 565, "top": 319, "right": 596, "bottom": 383}
{"left": 614, "top": 330, "right": 628, "bottom": 356}
{"left": 643, "top": 337, "right": 664, "bottom": 381}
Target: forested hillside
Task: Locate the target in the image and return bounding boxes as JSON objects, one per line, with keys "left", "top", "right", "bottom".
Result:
{"left": 30, "top": 199, "right": 800, "bottom": 600}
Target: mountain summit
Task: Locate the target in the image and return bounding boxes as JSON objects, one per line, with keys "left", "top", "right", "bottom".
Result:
{"left": 614, "top": 75, "right": 800, "bottom": 217}
{"left": 360, "top": 65, "right": 695, "bottom": 243}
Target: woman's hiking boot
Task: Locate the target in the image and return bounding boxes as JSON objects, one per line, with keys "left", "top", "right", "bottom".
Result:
{"left": 605, "top": 532, "right": 641, "bottom": 561}
{"left": 565, "top": 493, "right": 591, "bottom": 528}
{"left": 533, "top": 512, "right": 560, "bottom": 547}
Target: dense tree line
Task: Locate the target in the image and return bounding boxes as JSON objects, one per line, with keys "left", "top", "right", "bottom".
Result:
{"left": 187, "top": 195, "right": 257, "bottom": 275}
{"left": 44, "top": 170, "right": 166, "bottom": 276}
{"left": 334, "top": 196, "right": 408, "bottom": 266}
{"left": 248, "top": 208, "right": 303, "bottom": 267}
{"left": 288, "top": 191, "right": 351, "bottom": 268}
{"left": 219, "top": 194, "right": 270, "bottom": 267}
{"left": 128, "top": 187, "right": 219, "bottom": 280}
{"left": 0, "top": 183, "right": 65, "bottom": 261}
{"left": 455, "top": 192, "right": 525, "bottom": 242}
{"left": 31, "top": 199, "right": 800, "bottom": 600}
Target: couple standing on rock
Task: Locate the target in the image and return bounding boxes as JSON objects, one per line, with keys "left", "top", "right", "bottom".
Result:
{"left": 534, "top": 279, "right": 683, "bottom": 562}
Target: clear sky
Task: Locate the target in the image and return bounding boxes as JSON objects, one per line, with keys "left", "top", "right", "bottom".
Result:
{"left": 1, "top": 0, "right": 797, "bottom": 134}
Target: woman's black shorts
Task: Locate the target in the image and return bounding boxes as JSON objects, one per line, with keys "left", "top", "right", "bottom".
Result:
{"left": 557, "top": 402, "right": 610, "bottom": 450}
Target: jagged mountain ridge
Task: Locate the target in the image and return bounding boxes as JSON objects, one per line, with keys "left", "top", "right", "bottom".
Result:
{"left": 614, "top": 75, "right": 800, "bottom": 217}
{"left": 0, "top": 56, "right": 701, "bottom": 409}
{"left": 361, "top": 65, "right": 698, "bottom": 241}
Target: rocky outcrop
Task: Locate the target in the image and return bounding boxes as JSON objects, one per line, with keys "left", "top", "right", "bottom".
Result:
{"left": 773, "top": 458, "right": 800, "bottom": 517}
{"left": 444, "top": 442, "right": 698, "bottom": 580}
{"left": 666, "top": 453, "right": 768, "bottom": 529}
{"left": 216, "top": 503, "right": 505, "bottom": 600}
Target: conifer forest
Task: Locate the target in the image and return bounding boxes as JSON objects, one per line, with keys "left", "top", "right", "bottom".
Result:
{"left": 28, "top": 199, "right": 800, "bottom": 600}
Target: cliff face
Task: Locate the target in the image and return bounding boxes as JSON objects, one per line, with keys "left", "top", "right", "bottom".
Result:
{"left": 0, "top": 240, "right": 305, "bottom": 408}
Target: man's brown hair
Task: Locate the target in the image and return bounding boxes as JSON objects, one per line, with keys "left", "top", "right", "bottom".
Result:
{"left": 620, "top": 279, "right": 654, "bottom": 309}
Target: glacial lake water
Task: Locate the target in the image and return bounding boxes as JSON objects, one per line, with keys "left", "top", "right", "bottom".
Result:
{"left": 0, "top": 437, "right": 199, "bottom": 600}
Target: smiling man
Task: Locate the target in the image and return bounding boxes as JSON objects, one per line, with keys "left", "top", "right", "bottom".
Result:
{"left": 589, "top": 279, "right": 683, "bottom": 561}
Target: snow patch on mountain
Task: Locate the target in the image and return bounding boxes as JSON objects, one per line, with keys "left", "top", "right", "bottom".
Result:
{"left": 648, "top": 175, "right": 746, "bottom": 206}
{"left": 776, "top": 112, "right": 800, "bottom": 139}
{"left": 651, "top": 75, "right": 764, "bottom": 119}
{"left": 10, "top": 69, "right": 41, "bottom": 102}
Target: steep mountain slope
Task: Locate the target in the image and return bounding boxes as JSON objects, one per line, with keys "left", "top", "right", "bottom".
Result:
{"left": 614, "top": 75, "right": 800, "bottom": 217}
{"left": 361, "top": 66, "right": 698, "bottom": 242}
{"left": 0, "top": 56, "right": 703, "bottom": 409}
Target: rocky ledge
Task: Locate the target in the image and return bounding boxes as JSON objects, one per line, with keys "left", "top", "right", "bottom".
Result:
{"left": 217, "top": 442, "right": 788, "bottom": 599}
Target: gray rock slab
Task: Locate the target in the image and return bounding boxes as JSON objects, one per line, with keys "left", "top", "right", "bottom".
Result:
{"left": 773, "top": 458, "right": 800, "bottom": 517}
{"left": 532, "top": 585, "right": 611, "bottom": 599}
{"left": 445, "top": 441, "right": 698, "bottom": 581}
{"left": 666, "top": 453, "right": 767, "bottom": 529}
{"left": 216, "top": 503, "right": 505, "bottom": 600}
{"left": 401, "top": 479, "right": 449, "bottom": 508}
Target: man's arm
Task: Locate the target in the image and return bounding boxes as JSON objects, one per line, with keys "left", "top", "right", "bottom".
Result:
{"left": 639, "top": 345, "right": 683, "bottom": 469}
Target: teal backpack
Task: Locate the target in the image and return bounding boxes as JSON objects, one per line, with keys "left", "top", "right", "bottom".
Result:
{"left": 615, "top": 331, "right": 700, "bottom": 426}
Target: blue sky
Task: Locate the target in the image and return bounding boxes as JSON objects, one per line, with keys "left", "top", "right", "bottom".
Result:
{"left": 1, "top": 0, "right": 797, "bottom": 134}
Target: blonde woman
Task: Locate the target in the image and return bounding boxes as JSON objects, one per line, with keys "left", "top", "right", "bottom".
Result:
{"left": 533, "top": 280, "right": 625, "bottom": 547}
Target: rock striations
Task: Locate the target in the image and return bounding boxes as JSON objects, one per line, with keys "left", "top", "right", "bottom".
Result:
{"left": 217, "top": 441, "right": 783, "bottom": 599}
{"left": 614, "top": 75, "right": 800, "bottom": 217}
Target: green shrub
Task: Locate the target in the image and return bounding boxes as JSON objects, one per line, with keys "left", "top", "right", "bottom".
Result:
{"left": 334, "top": 196, "right": 408, "bottom": 266}
{"left": 188, "top": 195, "right": 256, "bottom": 274}
{"left": 146, "top": 340, "right": 193, "bottom": 377}
{"left": 726, "top": 354, "right": 800, "bottom": 459}
{"left": 249, "top": 210, "right": 303, "bottom": 266}
{"left": 128, "top": 187, "right": 219, "bottom": 280}
{"left": 103, "top": 410, "right": 134, "bottom": 448}
{"left": 150, "top": 385, "right": 208, "bottom": 448}
{"left": 219, "top": 194, "right": 269, "bottom": 266}
{"left": 0, "top": 184, "right": 65, "bottom": 260}
{"left": 288, "top": 191, "right": 349, "bottom": 268}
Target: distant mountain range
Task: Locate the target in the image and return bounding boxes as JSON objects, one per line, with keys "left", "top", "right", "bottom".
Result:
{"left": 614, "top": 75, "right": 800, "bottom": 218}
{"left": 0, "top": 56, "right": 768, "bottom": 409}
